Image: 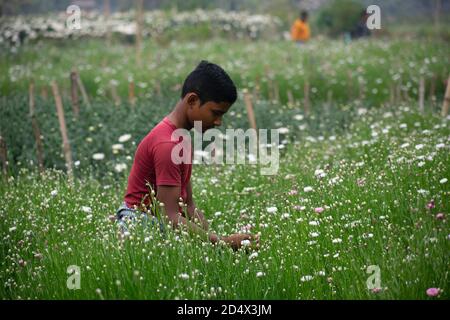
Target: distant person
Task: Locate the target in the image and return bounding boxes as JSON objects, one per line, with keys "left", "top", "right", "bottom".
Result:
{"left": 350, "top": 9, "right": 371, "bottom": 40}
{"left": 291, "top": 11, "right": 311, "bottom": 44}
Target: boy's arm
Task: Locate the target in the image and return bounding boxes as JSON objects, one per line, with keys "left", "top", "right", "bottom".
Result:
{"left": 157, "top": 185, "right": 217, "bottom": 243}
{"left": 157, "top": 185, "right": 258, "bottom": 250}
{"left": 185, "top": 181, "right": 209, "bottom": 230}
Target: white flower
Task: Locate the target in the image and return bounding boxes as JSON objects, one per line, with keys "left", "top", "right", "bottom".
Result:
{"left": 304, "top": 186, "right": 313, "bottom": 193}
{"left": 418, "top": 161, "right": 425, "bottom": 167}
{"left": 281, "top": 213, "right": 290, "bottom": 219}
{"left": 256, "top": 271, "right": 265, "bottom": 278}
{"left": 440, "top": 178, "right": 448, "bottom": 184}
{"left": 418, "top": 189, "right": 429, "bottom": 195}
{"left": 9, "top": 226, "right": 16, "bottom": 232}
{"left": 309, "top": 220, "right": 319, "bottom": 226}
{"left": 266, "top": 207, "right": 277, "bottom": 214}
{"left": 314, "top": 169, "right": 326, "bottom": 178}
{"left": 50, "top": 190, "right": 58, "bottom": 197}
{"left": 300, "top": 275, "right": 314, "bottom": 282}
{"left": 332, "top": 238, "right": 342, "bottom": 244}
{"left": 114, "top": 163, "right": 127, "bottom": 173}
{"left": 309, "top": 232, "right": 320, "bottom": 238}
{"left": 86, "top": 214, "right": 93, "bottom": 220}
{"left": 278, "top": 127, "right": 289, "bottom": 134}
{"left": 415, "top": 144, "right": 424, "bottom": 150}
{"left": 118, "top": 134, "right": 132, "bottom": 143}
{"left": 400, "top": 143, "right": 410, "bottom": 148}
{"left": 240, "top": 240, "right": 251, "bottom": 247}
{"left": 179, "top": 273, "right": 189, "bottom": 280}
{"left": 435, "top": 143, "right": 445, "bottom": 149}
{"left": 363, "top": 233, "right": 374, "bottom": 239}
{"left": 316, "top": 271, "right": 326, "bottom": 276}
{"left": 74, "top": 160, "right": 80, "bottom": 167}
{"left": 294, "top": 114, "right": 304, "bottom": 121}
{"left": 81, "top": 206, "right": 92, "bottom": 213}
{"left": 214, "top": 211, "right": 222, "bottom": 217}
{"left": 112, "top": 143, "right": 124, "bottom": 151}
{"left": 92, "top": 153, "right": 105, "bottom": 160}
{"left": 210, "top": 177, "right": 219, "bottom": 184}
{"left": 249, "top": 252, "right": 258, "bottom": 260}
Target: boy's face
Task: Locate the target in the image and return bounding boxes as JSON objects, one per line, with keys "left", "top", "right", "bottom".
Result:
{"left": 185, "top": 93, "right": 232, "bottom": 132}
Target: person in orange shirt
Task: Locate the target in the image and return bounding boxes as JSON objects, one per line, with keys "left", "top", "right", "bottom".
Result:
{"left": 291, "top": 11, "right": 310, "bottom": 44}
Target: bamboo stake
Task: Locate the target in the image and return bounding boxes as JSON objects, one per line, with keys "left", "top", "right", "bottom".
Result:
{"left": 29, "top": 82, "right": 45, "bottom": 173}
{"left": 419, "top": 77, "right": 425, "bottom": 112}
{"left": 70, "top": 70, "right": 80, "bottom": 117}
{"left": 110, "top": 84, "right": 121, "bottom": 107}
{"left": 243, "top": 89, "right": 257, "bottom": 132}
{"left": 75, "top": 71, "right": 91, "bottom": 107}
{"left": 51, "top": 81, "right": 73, "bottom": 176}
{"left": 0, "top": 136, "right": 7, "bottom": 179}
{"left": 128, "top": 80, "right": 136, "bottom": 106}
{"left": 303, "top": 80, "right": 310, "bottom": 115}
{"left": 441, "top": 75, "right": 450, "bottom": 117}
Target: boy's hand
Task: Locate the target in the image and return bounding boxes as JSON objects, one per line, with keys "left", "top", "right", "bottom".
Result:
{"left": 221, "top": 233, "right": 260, "bottom": 251}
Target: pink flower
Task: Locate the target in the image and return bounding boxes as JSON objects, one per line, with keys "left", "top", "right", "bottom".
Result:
{"left": 436, "top": 213, "right": 445, "bottom": 220}
{"left": 314, "top": 207, "right": 324, "bottom": 214}
{"left": 426, "top": 200, "right": 435, "bottom": 209}
{"left": 371, "top": 287, "right": 382, "bottom": 294}
{"left": 288, "top": 189, "right": 298, "bottom": 196}
{"left": 426, "top": 288, "right": 440, "bottom": 297}
{"left": 357, "top": 179, "right": 366, "bottom": 187}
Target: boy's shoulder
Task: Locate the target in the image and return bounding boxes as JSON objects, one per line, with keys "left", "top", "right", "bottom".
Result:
{"left": 141, "top": 117, "right": 178, "bottom": 149}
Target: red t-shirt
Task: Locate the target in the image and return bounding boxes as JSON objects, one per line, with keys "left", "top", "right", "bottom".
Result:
{"left": 124, "top": 117, "right": 192, "bottom": 209}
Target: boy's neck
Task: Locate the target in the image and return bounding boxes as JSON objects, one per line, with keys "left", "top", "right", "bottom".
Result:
{"left": 167, "top": 100, "right": 191, "bottom": 130}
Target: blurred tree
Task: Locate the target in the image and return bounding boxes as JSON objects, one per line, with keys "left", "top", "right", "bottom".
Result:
{"left": 316, "top": 0, "right": 363, "bottom": 37}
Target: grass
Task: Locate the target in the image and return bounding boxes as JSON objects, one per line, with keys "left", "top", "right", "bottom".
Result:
{"left": 1, "top": 105, "right": 448, "bottom": 299}
{"left": 1, "top": 37, "right": 449, "bottom": 106}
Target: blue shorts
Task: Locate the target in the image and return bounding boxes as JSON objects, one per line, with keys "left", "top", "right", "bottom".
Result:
{"left": 115, "top": 202, "right": 165, "bottom": 233}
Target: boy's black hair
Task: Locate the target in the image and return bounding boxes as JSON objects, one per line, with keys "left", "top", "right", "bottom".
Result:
{"left": 300, "top": 10, "right": 308, "bottom": 20}
{"left": 181, "top": 60, "right": 237, "bottom": 106}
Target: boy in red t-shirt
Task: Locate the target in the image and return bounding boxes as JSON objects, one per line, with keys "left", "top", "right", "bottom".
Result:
{"left": 117, "top": 61, "right": 258, "bottom": 251}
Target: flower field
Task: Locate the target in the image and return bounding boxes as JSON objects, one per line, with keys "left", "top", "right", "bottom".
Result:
{"left": 1, "top": 101, "right": 449, "bottom": 299}
{"left": 0, "top": 9, "right": 449, "bottom": 300}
